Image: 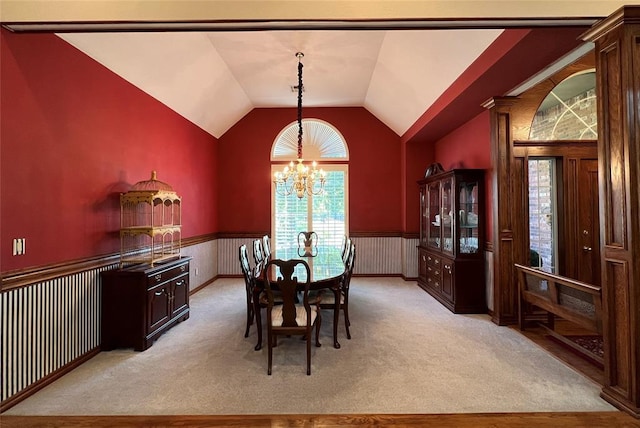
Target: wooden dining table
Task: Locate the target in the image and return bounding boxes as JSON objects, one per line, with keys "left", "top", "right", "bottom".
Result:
{"left": 252, "top": 249, "right": 346, "bottom": 350}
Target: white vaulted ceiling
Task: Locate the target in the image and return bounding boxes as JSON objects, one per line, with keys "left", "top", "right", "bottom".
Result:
{"left": 57, "top": 30, "right": 503, "bottom": 138}
{"left": 3, "top": 0, "right": 627, "bottom": 140}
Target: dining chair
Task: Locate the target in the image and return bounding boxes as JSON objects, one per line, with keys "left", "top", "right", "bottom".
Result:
{"left": 317, "top": 242, "right": 356, "bottom": 340}
{"left": 340, "top": 235, "right": 348, "bottom": 259}
{"left": 240, "top": 244, "right": 283, "bottom": 339}
{"left": 341, "top": 243, "right": 356, "bottom": 336}
{"left": 239, "top": 244, "right": 258, "bottom": 338}
{"left": 262, "top": 234, "right": 272, "bottom": 261}
{"left": 262, "top": 258, "right": 321, "bottom": 375}
{"left": 297, "top": 231, "right": 318, "bottom": 257}
{"left": 341, "top": 237, "right": 352, "bottom": 264}
{"left": 253, "top": 238, "right": 265, "bottom": 267}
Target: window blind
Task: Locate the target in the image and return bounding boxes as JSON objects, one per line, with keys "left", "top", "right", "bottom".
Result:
{"left": 273, "top": 169, "right": 347, "bottom": 276}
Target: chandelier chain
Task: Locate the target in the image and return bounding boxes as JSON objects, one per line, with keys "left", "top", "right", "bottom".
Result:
{"left": 297, "top": 58, "right": 303, "bottom": 160}
{"left": 273, "top": 51, "right": 326, "bottom": 199}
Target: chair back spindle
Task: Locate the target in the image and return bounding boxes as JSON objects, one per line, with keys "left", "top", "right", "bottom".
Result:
{"left": 342, "top": 238, "right": 352, "bottom": 264}
{"left": 253, "top": 239, "right": 265, "bottom": 266}
{"left": 262, "top": 235, "right": 272, "bottom": 261}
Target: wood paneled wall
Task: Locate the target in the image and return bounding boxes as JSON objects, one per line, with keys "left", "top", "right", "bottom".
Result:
{"left": 485, "top": 96, "right": 519, "bottom": 325}
{"left": 583, "top": 5, "right": 640, "bottom": 417}
{"left": 488, "top": 5, "right": 640, "bottom": 417}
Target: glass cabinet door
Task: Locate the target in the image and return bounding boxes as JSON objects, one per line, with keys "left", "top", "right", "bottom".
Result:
{"left": 427, "top": 182, "right": 441, "bottom": 249}
{"left": 458, "top": 180, "right": 479, "bottom": 254}
{"left": 420, "top": 188, "right": 428, "bottom": 246}
{"left": 441, "top": 177, "right": 453, "bottom": 254}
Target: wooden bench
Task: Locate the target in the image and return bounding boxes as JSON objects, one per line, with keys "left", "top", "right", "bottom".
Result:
{"left": 515, "top": 263, "right": 603, "bottom": 363}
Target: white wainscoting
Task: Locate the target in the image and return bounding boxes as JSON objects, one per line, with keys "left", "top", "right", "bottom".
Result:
{"left": 0, "top": 265, "right": 114, "bottom": 405}
{"left": 181, "top": 240, "right": 218, "bottom": 288}
{"left": 217, "top": 237, "right": 261, "bottom": 276}
{"left": 402, "top": 237, "right": 419, "bottom": 279}
{"left": 350, "top": 236, "right": 402, "bottom": 275}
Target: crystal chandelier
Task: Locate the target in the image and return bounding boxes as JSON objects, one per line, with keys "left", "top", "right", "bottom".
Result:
{"left": 273, "top": 52, "right": 326, "bottom": 199}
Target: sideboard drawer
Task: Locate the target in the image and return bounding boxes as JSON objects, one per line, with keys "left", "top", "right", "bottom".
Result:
{"left": 148, "top": 262, "right": 189, "bottom": 286}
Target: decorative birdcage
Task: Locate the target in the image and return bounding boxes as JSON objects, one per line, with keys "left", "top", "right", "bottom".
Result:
{"left": 119, "top": 171, "right": 181, "bottom": 267}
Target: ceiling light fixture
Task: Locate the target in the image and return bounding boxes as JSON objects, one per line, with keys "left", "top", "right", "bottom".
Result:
{"left": 273, "top": 52, "right": 325, "bottom": 199}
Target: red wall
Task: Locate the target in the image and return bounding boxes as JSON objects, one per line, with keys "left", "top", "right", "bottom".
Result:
{"left": 217, "top": 107, "right": 403, "bottom": 234}
{"left": 1, "top": 30, "right": 218, "bottom": 272}
{"left": 434, "top": 111, "right": 493, "bottom": 237}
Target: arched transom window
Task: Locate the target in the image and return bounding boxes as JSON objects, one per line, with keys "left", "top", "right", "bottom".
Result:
{"left": 529, "top": 69, "right": 597, "bottom": 140}
{"left": 271, "top": 118, "right": 349, "bottom": 161}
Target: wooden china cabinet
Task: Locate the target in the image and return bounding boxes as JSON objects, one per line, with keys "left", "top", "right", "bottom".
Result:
{"left": 417, "top": 169, "right": 486, "bottom": 313}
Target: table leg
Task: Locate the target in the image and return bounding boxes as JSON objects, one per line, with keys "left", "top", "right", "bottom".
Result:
{"left": 253, "top": 288, "right": 262, "bottom": 351}
{"left": 332, "top": 287, "right": 341, "bottom": 349}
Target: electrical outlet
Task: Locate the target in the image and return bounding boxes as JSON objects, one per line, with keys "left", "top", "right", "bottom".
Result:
{"left": 195, "top": 268, "right": 199, "bottom": 276}
{"left": 12, "top": 238, "right": 26, "bottom": 256}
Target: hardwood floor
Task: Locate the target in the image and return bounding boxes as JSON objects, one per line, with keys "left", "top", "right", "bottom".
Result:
{"left": 514, "top": 320, "right": 604, "bottom": 385}
{"left": 1, "top": 412, "right": 639, "bottom": 428}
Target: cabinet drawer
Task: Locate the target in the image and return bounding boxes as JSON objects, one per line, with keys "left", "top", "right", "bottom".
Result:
{"left": 426, "top": 253, "right": 441, "bottom": 268}
{"left": 426, "top": 265, "right": 441, "bottom": 277}
{"left": 426, "top": 275, "right": 441, "bottom": 288}
{"left": 147, "top": 261, "right": 189, "bottom": 287}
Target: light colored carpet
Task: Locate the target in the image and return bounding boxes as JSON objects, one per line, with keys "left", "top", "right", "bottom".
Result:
{"left": 5, "top": 277, "right": 615, "bottom": 415}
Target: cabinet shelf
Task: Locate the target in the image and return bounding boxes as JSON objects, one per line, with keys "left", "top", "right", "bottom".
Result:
{"left": 120, "top": 225, "right": 182, "bottom": 235}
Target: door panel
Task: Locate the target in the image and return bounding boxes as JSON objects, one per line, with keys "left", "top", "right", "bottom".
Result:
{"left": 148, "top": 284, "right": 170, "bottom": 332}
{"left": 171, "top": 275, "right": 189, "bottom": 317}
{"left": 441, "top": 260, "right": 453, "bottom": 300}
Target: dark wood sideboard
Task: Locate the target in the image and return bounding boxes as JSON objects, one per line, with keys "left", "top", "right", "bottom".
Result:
{"left": 101, "top": 257, "right": 191, "bottom": 351}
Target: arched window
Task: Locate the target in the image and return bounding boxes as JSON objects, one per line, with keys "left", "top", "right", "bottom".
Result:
{"left": 271, "top": 119, "right": 349, "bottom": 263}
{"left": 529, "top": 69, "right": 597, "bottom": 140}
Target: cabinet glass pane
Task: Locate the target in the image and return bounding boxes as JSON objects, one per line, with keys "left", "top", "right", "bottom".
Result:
{"left": 441, "top": 178, "right": 453, "bottom": 253}
{"left": 420, "top": 189, "right": 427, "bottom": 246}
{"left": 428, "top": 182, "right": 441, "bottom": 249}
{"left": 459, "top": 181, "right": 479, "bottom": 254}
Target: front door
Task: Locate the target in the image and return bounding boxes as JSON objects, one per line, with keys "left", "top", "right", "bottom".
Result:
{"left": 576, "top": 159, "right": 600, "bottom": 285}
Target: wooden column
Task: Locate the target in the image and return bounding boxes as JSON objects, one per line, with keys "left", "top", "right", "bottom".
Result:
{"left": 583, "top": 6, "right": 640, "bottom": 417}
{"left": 484, "top": 97, "right": 520, "bottom": 326}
